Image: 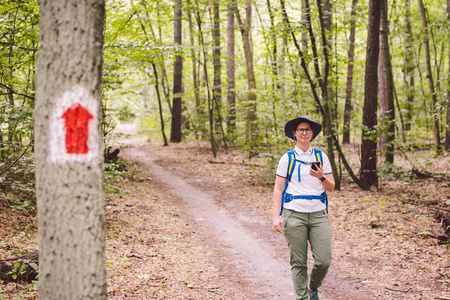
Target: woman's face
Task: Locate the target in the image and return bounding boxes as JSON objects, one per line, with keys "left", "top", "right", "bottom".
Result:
{"left": 293, "top": 122, "right": 313, "bottom": 143}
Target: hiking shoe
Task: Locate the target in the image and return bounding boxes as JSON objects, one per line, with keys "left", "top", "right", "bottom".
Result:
{"left": 309, "top": 289, "right": 320, "bottom": 300}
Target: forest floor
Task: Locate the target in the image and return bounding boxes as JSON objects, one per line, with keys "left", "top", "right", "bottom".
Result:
{"left": 1, "top": 121, "right": 450, "bottom": 299}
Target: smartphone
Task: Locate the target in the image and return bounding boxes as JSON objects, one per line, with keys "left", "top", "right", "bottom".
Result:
{"left": 311, "top": 162, "right": 320, "bottom": 171}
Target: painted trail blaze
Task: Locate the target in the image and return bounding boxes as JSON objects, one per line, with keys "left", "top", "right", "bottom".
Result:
{"left": 61, "top": 103, "right": 93, "bottom": 154}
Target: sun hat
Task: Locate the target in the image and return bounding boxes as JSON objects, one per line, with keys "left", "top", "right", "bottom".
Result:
{"left": 284, "top": 116, "right": 322, "bottom": 141}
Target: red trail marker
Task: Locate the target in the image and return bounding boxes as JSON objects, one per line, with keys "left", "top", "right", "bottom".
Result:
{"left": 61, "top": 103, "right": 93, "bottom": 154}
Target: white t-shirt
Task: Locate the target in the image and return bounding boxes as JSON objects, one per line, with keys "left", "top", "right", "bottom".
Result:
{"left": 276, "top": 146, "right": 332, "bottom": 213}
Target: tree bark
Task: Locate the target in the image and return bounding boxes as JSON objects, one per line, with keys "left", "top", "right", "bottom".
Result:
{"left": 213, "top": 0, "right": 222, "bottom": 128}
{"left": 171, "top": 0, "right": 183, "bottom": 143}
{"left": 227, "top": 4, "right": 236, "bottom": 132}
{"left": 152, "top": 63, "right": 169, "bottom": 146}
{"left": 445, "top": 0, "right": 450, "bottom": 151}
{"left": 188, "top": 10, "right": 201, "bottom": 118}
{"left": 192, "top": 0, "right": 217, "bottom": 157}
{"left": 379, "top": 0, "right": 395, "bottom": 164}
{"left": 404, "top": 0, "right": 415, "bottom": 132}
{"left": 418, "top": 0, "right": 441, "bottom": 151}
{"left": 342, "top": 0, "right": 358, "bottom": 144}
{"left": 35, "top": 0, "right": 107, "bottom": 298}
{"left": 234, "top": 0, "right": 258, "bottom": 155}
{"left": 360, "top": 0, "right": 381, "bottom": 189}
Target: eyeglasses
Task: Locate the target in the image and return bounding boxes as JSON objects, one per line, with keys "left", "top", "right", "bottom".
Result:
{"left": 295, "top": 128, "right": 312, "bottom": 134}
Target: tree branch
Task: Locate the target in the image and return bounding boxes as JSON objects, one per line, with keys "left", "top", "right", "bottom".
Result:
{"left": 0, "top": 83, "right": 34, "bottom": 101}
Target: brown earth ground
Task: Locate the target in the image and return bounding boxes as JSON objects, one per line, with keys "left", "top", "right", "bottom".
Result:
{"left": 1, "top": 122, "right": 450, "bottom": 299}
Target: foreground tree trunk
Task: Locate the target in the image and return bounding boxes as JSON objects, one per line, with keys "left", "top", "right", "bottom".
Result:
{"left": 418, "top": 0, "right": 441, "bottom": 151}
{"left": 360, "top": 0, "right": 381, "bottom": 189}
{"left": 171, "top": 0, "right": 183, "bottom": 143}
{"left": 342, "top": 0, "right": 358, "bottom": 144}
{"left": 35, "top": 0, "right": 107, "bottom": 299}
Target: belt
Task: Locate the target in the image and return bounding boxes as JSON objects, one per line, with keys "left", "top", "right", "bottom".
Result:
{"left": 282, "top": 192, "right": 328, "bottom": 213}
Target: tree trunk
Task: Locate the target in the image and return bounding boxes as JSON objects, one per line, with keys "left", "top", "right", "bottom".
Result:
{"left": 379, "top": 0, "right": 395, "bottom": 164}
{"left": 445, "top": 0, "right": 450, "bottom": 151}
{"left": 418, "top": 0, "right": 441, "bottom": 151}
{"left": 171, "top": 0, "right": 183, "bottom": 143}
{"left": 152, "top": 63, "right": 169, "bottom": 146}
{"left": 342, "top": 0, "right": 358, "bottom": 144}
{"left": 35, "top": 0, "right": 107, "bottom": 299}
{"left": 213, "top": 0, "right": 222, "bottom": 130}
{"left": 192, "top": 0, "right": 217, "bottom": 157}
{"left": 234, "top": 0, "right": 258, "bottom": 155}
{"left": 301, "top": 0, "right": 308, "bottom": 54}
{"left": 188, "top": 10, "right": 201, "bottom": 118}
{"left": 404, "top": 0, "right": 415, "bottom": 132}
{"left": 227, "top": 4, "right": 236, "bottom": 132}
{"left": 360, "top": 0, "right": 381, "bottom": 189}
{"left": 378, "top": 49, "right": 386, "bottom": 151}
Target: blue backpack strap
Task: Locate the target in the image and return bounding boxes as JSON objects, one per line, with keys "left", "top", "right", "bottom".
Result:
{"left": 286, "top": 150, "right": 296, "bottom": 182}
{"left": 313, "top": 148, "right": 328, "bottom": 213}
{"left": 280, "top": 150, "right": 296, "bottom": 215}
{"left": 313, "top": 148, "right": 323, "bottom": 167}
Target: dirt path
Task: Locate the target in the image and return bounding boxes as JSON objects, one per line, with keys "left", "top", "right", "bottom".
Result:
{"left": 115, "top": 123, "right": 375, "bottom": 299}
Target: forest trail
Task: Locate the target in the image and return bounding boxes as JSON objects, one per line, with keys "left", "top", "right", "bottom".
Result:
{"left": 116, "top": 122, "right": 373, "bottom": 300}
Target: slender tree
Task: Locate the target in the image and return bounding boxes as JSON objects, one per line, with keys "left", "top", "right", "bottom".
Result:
{"left": 227, "top": 4, "right": 236, "bottom": 131}
{"left": 234, "top": 0, "right": 258, "bottom": 155}
{"left": 152, "top": 63, "right": 169, "bottom": 146}
{"left": 213, "top": 0, "right": 222, "bottom": 125}
{"left": 187, "top": 9, "right": 201, "bottom": 118}
{"left": 404, "top": 0, "right": 415, "bottom": 132}
{"left": 35, "top": 0, "right": 107, "bottom": 298}
{"left": 446, "top": 0, "right": 450, "bottom": 151}
{"left": 379, "top": 0, "right": 395, "bottom": 164}
{"left": 418, "top": 0, "right": 441, "bottom": 151}
{"left": 192, "top": 0, "right": 217, "bottom": 156}
{"left": 360, "top": 0, "right": 381, "bottom": 189}
{"left": 171, "top": 0, "right": 183, "bottom": 143}
{"left": 342, "top": 0, "right": 358, "bottom": 144}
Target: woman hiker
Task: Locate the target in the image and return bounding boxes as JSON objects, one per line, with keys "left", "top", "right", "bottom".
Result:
{"left": 272, "top": 117, "right": 335, "bottom": 300}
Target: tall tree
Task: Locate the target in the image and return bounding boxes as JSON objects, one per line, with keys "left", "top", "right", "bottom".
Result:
{"left": 379, "top": 0, "right": 395, "bottom": 164}
{"left": 213, "top": 0, "right": 222, "bottom": 123}
{"left": 171, "top": 0, "right": 183, "bottom": 143}
{"left": 446, "top": 0, "right": 450, "bottom": 151}
{"left": 35, "top": 0, "right": 107, "bottom": 298}
{"left": 234, "top": 0, "right": 258, "bottom": 155}
{"left": 403, "top": 0, "right": 415, "bottom": 132}
{"left": 360, "top": 0, "right": 381, "bottom": 189}
{"left": 227, "top": 4, "right": 236, "bottom": 131}
{"left": 418, "top": 0, "right": 441, "bottom": 151}
{"left": 187, "top": 9, "right": 201, "bottom": 118}
{"left": 342, "top": 0, "right": 358, "bottom": 144}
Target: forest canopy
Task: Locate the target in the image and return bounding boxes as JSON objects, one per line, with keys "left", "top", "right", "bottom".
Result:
{"left": 1, "top": 0, "right": 450, "bottom": 190}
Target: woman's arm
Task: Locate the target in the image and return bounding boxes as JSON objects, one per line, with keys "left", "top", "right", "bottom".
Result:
{"left": 272, "top": 175, "right": 286, "bottom": 234}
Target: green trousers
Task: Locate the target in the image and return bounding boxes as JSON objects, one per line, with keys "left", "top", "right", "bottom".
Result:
{"left": 282, "top": 208, "right": 332, "bottom": 300}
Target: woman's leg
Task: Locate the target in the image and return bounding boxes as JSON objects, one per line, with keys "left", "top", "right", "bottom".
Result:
{"left": 283, "top": 209, "right": 310, "bottom": 300}
{"left": 308, "top": 209, "right": 332, "bottom": 291}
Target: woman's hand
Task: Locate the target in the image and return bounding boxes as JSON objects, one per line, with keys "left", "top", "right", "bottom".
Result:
{"left": 273, "top": 215, "right": 283, "bottom": 234}
{"left": 309, "top": 164, "right": 324, "bottom": 179}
